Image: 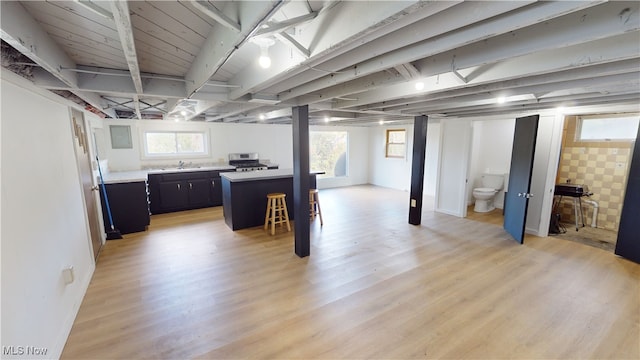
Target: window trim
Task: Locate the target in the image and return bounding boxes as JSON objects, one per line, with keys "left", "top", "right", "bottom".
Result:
{"left": 385, "top": 129, "right": 406, "bottom": 158}
{"left": 141, "top": 130, "right": 209, "bottom": 159}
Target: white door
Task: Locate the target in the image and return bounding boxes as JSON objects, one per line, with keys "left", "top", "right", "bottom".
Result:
{"left": 71, "top": 109, "right": 103, "bottom": 259}
{"left": 435, "top": 119, "right": 472, "bottom": 217}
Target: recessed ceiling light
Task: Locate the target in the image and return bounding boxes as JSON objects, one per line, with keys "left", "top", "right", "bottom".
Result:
{"left": 324, "top": 116, "right": 330, "bottom": 123}
{"left": 180, "top": 110, "right": 187, "bottom": 116}
{"left": 259, "top": 113, "right": 266, "bottom": 120}
{"left": 379, "top": 120, "right": 384, "bottom": 125}
{"left": 415, "top": 81, "right": 425, "bottom": 91}
{"left": 496, "top": 96, "right": 506, "bottom": 104}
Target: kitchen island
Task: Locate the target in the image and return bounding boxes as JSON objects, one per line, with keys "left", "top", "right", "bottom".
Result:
{"left": 220, "top": 169, "right": 319, "bottom": 230}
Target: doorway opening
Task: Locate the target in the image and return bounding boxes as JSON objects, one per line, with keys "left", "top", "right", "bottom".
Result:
{"left": 465, "top": 118, "right": 515, "bottom": 228}
{"left": 550, "top": 113, "right": 639, "bottom": 252}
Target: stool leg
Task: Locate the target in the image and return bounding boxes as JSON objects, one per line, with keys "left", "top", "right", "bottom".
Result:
{"left": 271, "top": 199, "right": 277, "bottom": 235}
{"left": 264, "top": 197, "right": 271, "bottom": 231}
{"left": 315, "top": 193, "right": 323, "bottom": 226}
{"left": 309, "top": 192, "right": 315, "bottom": 221}
{"left": 281, "top": 197, "right": 291, "bottom": 232}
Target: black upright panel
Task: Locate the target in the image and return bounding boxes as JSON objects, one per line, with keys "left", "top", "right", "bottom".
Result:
{"left": 409, "top": 115, "right": 428, "bottom": 225}
{"left": 292, "top": 105, "right": 311, "bottom": 257}
{"left": 503, "top": 115, "right": 539, "bottom": 244}
{"left": 615, "top": 124, "right": 640, "bottom": 264}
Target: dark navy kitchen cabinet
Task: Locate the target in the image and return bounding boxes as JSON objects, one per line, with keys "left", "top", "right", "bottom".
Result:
{"left": 148, "top": 170, "right": 231, "bottom": 214}
{"left": 99, "top": 181, "right": 150, "bottom": 235}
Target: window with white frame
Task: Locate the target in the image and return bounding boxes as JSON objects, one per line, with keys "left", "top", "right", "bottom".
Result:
{"left": 310, "top": 131, "right": 348, "bottom": 178}
{"left": 577, "top": 114, "right": 639, "bottom": 141}
{"left": 385, "top": 129, "right": 406, "bottom": 158}
{"left": 143, "top": 131, "right": 208, "bottom": 157}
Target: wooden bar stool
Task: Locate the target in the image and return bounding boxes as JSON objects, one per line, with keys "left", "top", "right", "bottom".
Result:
{"left": 309, "top": 189, "right": 323, "bottom": 226}
{"left": 264, "top": 193, "right": 291, "bottom": 235}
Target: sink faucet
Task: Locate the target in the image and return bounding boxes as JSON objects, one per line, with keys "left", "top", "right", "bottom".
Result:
{"left": 178, "top": 160, "right": 185, "bottom": 169}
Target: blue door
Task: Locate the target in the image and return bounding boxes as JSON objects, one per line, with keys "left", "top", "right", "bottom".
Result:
{"left": 504, "top": 115, "right": 540, "bottom": 244}
{"left": 615, "top": 124, "right": 640, "bottom": 264}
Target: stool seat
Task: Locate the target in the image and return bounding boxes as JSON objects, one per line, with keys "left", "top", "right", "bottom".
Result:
{"left": 264, "top": 193, "right": 291, "bottom": 235}
{"left": 309, "top": 189, "right": 323, "bottom": 226}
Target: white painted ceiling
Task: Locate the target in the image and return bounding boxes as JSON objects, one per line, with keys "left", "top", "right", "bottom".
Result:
{"left": 1, "top": 1, "right": 639, "bottom": 126}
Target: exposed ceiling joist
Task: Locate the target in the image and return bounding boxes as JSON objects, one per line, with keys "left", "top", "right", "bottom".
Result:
{"left": 253, "top": 11, "right": 318, "bottom": 37}
{"left": 110, "top": 0, "right": 142, "bottom": 94}
{"left": 278, "top": 1, "right": 602, "bottom": 102}
{"left": 75, "top": 0, "right": 112, "bottom": 20}
{"left": 336, "top": 32, "right": 640, "bottom": 110}
{"left": 274, "top": 32, "right": 310, "bottom": 58}
{"left": 191, "top": 0, "right": 241, "bottom": 33}
{"left": 394, "top": 63, "right": 421, "bottom": 81}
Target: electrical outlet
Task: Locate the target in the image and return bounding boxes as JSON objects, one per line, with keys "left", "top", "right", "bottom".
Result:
{"left": 62, "top": 266, "right": 74, "bottom": 285}
{"left": 411, "top": 199, "right": 417, "bottom": 207}
{"left": 616, "top": 162, "right": 625, "bottom": 169}
{"left": 610, "top": 148, "right": 618, "bottom": 155}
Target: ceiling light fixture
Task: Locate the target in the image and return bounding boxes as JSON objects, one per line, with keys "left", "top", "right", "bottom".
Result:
{"left": 496, "top": 96, "right": 506, "bottom": 104}
{"left": 251, "top": 37, "right": 276, "bottom": 69}
{"left": 180, "top": 110, "right": 188, "bottom": 116}
{"left": 415, "top": 81, "right": 425, "bottom": 91}
{"left": 324, "top": 116, "right": 330, "bottom": 123}
{"left": 379, "top": 120, "right": 384, "bottom": 125}
{"left": 259, "top": 113, "right": 266, "bottom": 120}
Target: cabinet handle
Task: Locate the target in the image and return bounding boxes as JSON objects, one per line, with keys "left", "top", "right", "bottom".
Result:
{"left": 177, "top": 183, "right": 181, "bottom": 191}
{"left": 211, "top": 180, "right": 215, "bottom": 188}
{"left": 189, "top": 182, "right": 193, "bottom": 190}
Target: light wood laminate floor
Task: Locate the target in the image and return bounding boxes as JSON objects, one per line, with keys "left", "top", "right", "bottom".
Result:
{"left": 62, "top": 185, "right": 639, "bottom": 359}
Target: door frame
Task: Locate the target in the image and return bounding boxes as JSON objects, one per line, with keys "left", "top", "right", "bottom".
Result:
{"left": 69, "top": 108, "right": 104, "bottom": 260}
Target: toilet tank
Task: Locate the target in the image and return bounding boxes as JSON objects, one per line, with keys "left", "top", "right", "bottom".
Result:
{"left": 481, "top": 173, "right": 504, "bottom": 190}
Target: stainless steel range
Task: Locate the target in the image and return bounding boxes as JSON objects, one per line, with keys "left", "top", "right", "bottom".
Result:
{"left": 229, "top": 153, "right": 268, "bottom": 172}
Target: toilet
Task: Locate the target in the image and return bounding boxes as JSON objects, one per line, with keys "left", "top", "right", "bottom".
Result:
{"left": 472, "top": 173, "right": 505, "bottom": 212}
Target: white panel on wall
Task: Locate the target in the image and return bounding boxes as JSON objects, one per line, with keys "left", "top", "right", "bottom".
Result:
{"left": 1, "top": 73, "right": 95, "bottom": 359}
{"left": 424, "top": 122, "right": 440, "bottom": 196}
{"left": 436, "top": 119, "right": 472, "bottom": 217}
{"left": 525, "top": 113, "right": 564, "bottom": 236}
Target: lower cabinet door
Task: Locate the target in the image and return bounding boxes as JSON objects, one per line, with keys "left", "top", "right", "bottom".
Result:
{"left": 158, "top": 181, "right": 189, "bottom": 210}
{"left": 187, "top": 178, "right": 211, "bottom": 208}
{"left": 210, "top": 177, "right": 223, "bottom": 206}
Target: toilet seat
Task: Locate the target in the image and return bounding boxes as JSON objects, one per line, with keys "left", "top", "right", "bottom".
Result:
{"left": 473, "top": 187, "right": 496, "bottom": 193}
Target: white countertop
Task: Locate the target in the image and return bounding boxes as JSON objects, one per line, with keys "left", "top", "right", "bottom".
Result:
{"left": 101, "top": 165, "right": 236, "bottom": 184}
{"left": 220, "top": 168, "right": 322, "bottom": 182}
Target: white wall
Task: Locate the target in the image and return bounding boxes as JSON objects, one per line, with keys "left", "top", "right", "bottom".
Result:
{"left": 1, "top": 73, "right": 95, "bottom": 358}
{"left": 368, "top": 121, "right": 440, "bottom": 194}
{"left": 368, "top": 124, "right": 413, "bottom": 191}
{"left": 468, "top": 119, "right": 515, "bottom": 209}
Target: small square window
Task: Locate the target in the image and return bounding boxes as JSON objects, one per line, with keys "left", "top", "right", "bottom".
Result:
{"left": 386, "top": 129, "right": 406, "bottom": 158}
